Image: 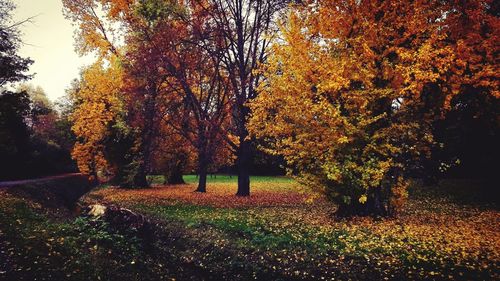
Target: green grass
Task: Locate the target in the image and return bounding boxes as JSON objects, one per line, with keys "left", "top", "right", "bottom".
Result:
{"left": 133, "top": 203, "right": 325, "bottom": 250}
{"left": 0, "top": 194, "right": 173, "bottom": 281}
{"left": 148, "top": 174, "right": 293, "bottom": 185}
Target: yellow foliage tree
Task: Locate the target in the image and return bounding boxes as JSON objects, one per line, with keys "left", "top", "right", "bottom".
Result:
{"left": 249, "top": 0, "right": 499, "bottom": 216}
{"left": 70, "top": 57, "right": 125, "bottom": 180}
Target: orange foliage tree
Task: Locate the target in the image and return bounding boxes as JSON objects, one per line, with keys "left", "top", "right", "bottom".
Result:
{"left": 113, "top": 0, "right": 234, "bottom": 191}
{"left": 64, "top": 0, "right": 235, "bottom": 190}
{"left": 249, "top": 0, "right": 499, "bottom": 216}
{"left": 70, "top": 58, "right": 126, "bottom": 180}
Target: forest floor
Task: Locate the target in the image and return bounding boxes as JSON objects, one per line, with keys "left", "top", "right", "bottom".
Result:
{"left": 0, "top": 176, "right": 498, "bottom": 280}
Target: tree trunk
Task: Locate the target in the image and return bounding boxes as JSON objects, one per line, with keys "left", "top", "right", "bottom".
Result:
{"left": 165, "top": 166, "right": 185, "bottom": 185}
{"left": 196, "top": 169, "right": 207, "bottom": 192}
{"left": 236, "top": 139, "right": 251, "bottom": 196}
{"left": 132, "top": 160, "right": 149, "bottom": 188}
{"left": 128, "top": 81, "right": 157, "bottom": 189}
{"left": 195, "top": 154, "right": 208, "bottom": 192}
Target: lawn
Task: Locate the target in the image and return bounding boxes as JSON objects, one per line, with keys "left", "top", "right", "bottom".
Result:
{"left": 1, "top": 176, "right": 498, "bottom": 280}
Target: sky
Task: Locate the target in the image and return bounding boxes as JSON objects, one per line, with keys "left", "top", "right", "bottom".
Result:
{"left": 13, "top": 0, "right": 95, "bottom": 102}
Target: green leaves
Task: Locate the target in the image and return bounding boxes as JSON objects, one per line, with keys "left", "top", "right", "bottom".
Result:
{"left": 134, "top": 0, "right": 184, "bottom": 24}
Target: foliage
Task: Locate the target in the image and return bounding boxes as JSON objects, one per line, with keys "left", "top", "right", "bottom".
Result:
{"left": 0, "top": 0, "right": 33, "bottom": 87}
{"left": 70, "top": 57, "right": 128, "bottom": 180}
{"left": 249, "top": 0, "right": 500, "bottom": 216}
{"left": 0, "top": 89, "right": 75, "bottom": 180}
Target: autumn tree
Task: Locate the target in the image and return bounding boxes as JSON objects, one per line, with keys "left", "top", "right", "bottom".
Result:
{"left": 64, "top": 0, "right": 235, "bottom": 191}
{"left": 70, "top": 58, "right": 127, "bottom": 181}
{"left": 63, "top": 0, "right": 156, "bottom": 187}
{"left": 202, "top": 0, "right": 289, "bottom": 196}
{"left": 108, "top": 0, "right": 240, "bottom": 191}
{"left": 249, "top": 0, "right": 499, "bottom": 216}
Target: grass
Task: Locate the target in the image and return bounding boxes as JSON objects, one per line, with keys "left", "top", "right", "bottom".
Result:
{"left": 147, "top": 174, "right": 294, "bottom": 185}
{"left": 182, "top": 174, "right": 294, "bottom": 184}
{"left": 86, "top": 176, "right": 499, "bottom": 280}
{"left": 0, "top": 192, "right": 156, "bottom": 281}
{"left": 1, "top": 176, "right": 499, "bottom": 280}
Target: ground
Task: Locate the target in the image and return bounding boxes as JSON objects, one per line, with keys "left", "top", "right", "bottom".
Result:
{"left": 0, "top": 176, "right": 498, "bottom": 280}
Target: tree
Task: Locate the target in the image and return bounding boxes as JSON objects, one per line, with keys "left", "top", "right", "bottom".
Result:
{"left": 203, "top": 0, "right": 288, "bottom": 196}
{"left": 70, "top": 58, "right": 126, "bottom": 181}
{"left": 105, "top": 0, "right": 234, "bottom": 192}
{"left": 63, "top": 0, "right": 156, "bottom": 187}
{"left": 63, "top": 0, "right": 234, "bottom": 190}
{"left": 249, "top": 0, "right": 499, "bottom": 216}
{"left": 0, "top": 0, "right": 33, "bottom": 87}
{"left": 0, "top": 0, "right": 34, "bottom": 180}
{"left": 0, "top": 90, "right": 31, "bottom": 179}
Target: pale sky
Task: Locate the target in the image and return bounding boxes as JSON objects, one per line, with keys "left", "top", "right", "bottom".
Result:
{"left": 13, "top": 0, "right": 95, "bottom": 101}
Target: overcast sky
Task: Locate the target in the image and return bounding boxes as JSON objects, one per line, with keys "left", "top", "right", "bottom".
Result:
{"left": 13, "top": 0, "right": 95, "bottom": 101}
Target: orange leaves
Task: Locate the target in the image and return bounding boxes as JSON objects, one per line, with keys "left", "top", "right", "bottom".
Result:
{"left": 62, "top": 0, "right": 122, "bottom": 58}
{"left": 249, "top": 0, "right": 499, "bottom": 216}
{"left": 91, "top": 181, "right": 309, "bottom": 208}
{"left": 70, "top": 58, "right": 125, "bottom": 176}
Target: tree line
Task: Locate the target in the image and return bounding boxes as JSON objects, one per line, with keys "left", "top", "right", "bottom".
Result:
{"left": 0, "top": 0, "right": 75, "bottom": 180}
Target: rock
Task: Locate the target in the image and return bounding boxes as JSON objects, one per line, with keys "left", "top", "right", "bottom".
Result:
{"left": 83, "top": 203, "right": 152, "bottom": 235}
{"left": 104, "top": 205, "right": 149, "bottom": 231}
{"left": 87, "top": 204, "right": 107, "bottom": 217}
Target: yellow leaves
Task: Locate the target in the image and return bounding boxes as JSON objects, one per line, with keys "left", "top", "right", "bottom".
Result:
{"left": 70, "top": 59, "right": 125, "bottom": 176}
{"left": 249, "top": 0, "right": 484, "bottom": 215}
{"left": 62, "top": 0, "right": 122, "bottom": 58}
{"left": 359, "top": 195, "right": 368, "bottom": 204}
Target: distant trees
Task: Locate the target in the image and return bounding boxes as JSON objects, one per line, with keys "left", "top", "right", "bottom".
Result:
{"left": 249, "top": 0, "right": 499, "bottom": 216}
{"left": 0, "top": 91, "right": 31, "bottom": 179}
{"left": 0, "top": 0, "right": 75, "bottom": 180}
{"left": 0, "top": 86, "right": 77, "bottom": 180}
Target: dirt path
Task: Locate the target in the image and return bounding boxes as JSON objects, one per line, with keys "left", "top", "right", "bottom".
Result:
{"left": 0, "top": 173, "right": 83, "bottom": 188}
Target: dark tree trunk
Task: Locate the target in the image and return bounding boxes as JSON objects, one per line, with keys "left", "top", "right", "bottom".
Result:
{"left": 368, "top": 188, "right": 388, "bottom": 217}
{"left": 236, "top": 139, "right": 251, "bottom": 196}
{"left": 126, "top": 80, "right": 158, "bottom": 189}
{"left": 131, "top": 159, "right": 149, "bottom": 188}
{"left": 196, "top": 154, "right": 208, "bottom": 193}
{"left": 164, "top": 168, "right": 185, "bottom": 185}
{"left": 133, "top": 164, "right": 149, "bottom": 188}
{"left": 196, "top": 170, "right": 207, "bottom": 193}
